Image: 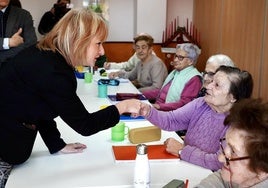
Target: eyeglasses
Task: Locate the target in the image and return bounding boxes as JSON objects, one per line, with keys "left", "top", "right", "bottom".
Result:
{"left": 174, "top": 54, "right": 189, "bottom": 61}
{"left": 202, "top": 71, "right": 215, "bottom": 77}
{"left": 220, "top": 138, "right": 250, "bottom": 166}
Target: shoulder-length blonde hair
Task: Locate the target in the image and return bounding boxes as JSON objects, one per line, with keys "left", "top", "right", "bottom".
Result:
{"left": 37, "top": 8, "right": 108, "bottom": 67}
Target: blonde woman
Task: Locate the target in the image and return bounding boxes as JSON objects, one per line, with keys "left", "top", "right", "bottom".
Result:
{"left": 0, "top": 8, "right": 141, "bottom": 187}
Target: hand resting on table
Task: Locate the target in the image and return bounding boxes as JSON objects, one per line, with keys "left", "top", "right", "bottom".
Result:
{"left": 60, "top": 142, "right": 87, "bottom": 154}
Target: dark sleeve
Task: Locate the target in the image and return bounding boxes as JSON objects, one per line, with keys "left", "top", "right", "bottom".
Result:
{"left": 41, "top": 69, "right": 120, "bottom": 136}
{"left": 59, "top": 103, "right": 120, "bottom": 136}
{"left": 36, "top": 120, "right": 66, "bottom": 154}
{"left": 0, "top": 38, "right": 4, "bottom": 50}
{"left": 38, "top": 12, "right": 56, "bottom": 35}
{"left": 20, "top": 10, "right": 37, "bottom": 48}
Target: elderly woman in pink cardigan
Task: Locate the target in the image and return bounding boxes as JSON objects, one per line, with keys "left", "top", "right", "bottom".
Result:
{"left": 142, "top": 43, "right": 202, "bottom": 111}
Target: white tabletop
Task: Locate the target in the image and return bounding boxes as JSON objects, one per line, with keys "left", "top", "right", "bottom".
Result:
{"left": 6, "top": 74, "right": 212, "bottom": 188}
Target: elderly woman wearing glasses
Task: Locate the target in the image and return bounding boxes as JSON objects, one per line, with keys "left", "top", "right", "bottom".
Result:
{"left": 198, "top": 54, "right": 235, "bottom": 97}
{"left": 177, "top": 54, "right": 235, "bottom": 137}
{"left": 139, "top": 66, "right": 253, "bottom": 171}
{"left": 142, "top": 43, "right": 202, "bottom": 111}
{"left": 196, "top": 98, "right": 268, "bottom": 187}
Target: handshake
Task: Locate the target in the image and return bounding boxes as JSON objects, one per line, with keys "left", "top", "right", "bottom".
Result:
{"left": 114, "top": 99, "right": 151, "bottom": 118}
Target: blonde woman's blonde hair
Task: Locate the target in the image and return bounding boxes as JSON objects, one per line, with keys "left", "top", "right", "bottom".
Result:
{"left": 37, "top": 8, "right": 108, "bottom": 67}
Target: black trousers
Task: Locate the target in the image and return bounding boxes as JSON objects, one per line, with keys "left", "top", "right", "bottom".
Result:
{"left": 0, "top": 118, "right": 38, "bottom": 165}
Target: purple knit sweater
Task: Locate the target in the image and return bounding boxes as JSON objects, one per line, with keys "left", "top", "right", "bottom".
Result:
{"left": 146, "top": 97, "right": 228, "bottom": 171}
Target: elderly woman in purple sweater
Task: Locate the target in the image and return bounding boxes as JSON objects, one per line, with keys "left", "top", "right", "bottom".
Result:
{"left": 140, "top": 66, "right": 253, "bottom": 171}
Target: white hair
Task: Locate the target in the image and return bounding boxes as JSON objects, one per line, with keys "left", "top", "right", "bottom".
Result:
{"left": 206, "top": 54, "right": 235, "bottom": 67}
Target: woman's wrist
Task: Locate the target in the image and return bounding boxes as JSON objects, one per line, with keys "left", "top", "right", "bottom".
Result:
{"left": 144, "top": 105, "right": 152, "bottom": 117}
{"left": 115, "top": 102, "right": 125, "bottom": 114}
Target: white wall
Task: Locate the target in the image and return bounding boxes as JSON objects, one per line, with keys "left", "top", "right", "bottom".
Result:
{"left": 167, "top": 0, "right": 193, "bottom": 27}
{"left": 20, "top": 0, "right": 192, "bottom": 42}
{"left": 107, "top": 0, "right": 167, "bottom": 43}
{"left": 136, "top": 0, "right": 166, "bottom": 43}
{"left": 106, "top": 0, "right": 134, "bottom": 41}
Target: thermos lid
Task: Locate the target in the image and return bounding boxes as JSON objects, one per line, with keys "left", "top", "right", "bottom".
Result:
{"left": 136, "top": 144, "right": 148, "bottom": 155}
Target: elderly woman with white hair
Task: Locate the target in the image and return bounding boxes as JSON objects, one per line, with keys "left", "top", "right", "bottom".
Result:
{"left": 198, "top": 54, "right": 235, "bottom": 97}
{"left": 142, "top": 43, "right": 202, "bottom": 111}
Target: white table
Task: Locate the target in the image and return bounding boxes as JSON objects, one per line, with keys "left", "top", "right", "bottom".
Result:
{"left": 6, "top": 75, "right": 212, "bottom": 188}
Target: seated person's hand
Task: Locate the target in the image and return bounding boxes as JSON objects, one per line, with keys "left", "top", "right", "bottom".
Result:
{"left": 9, "top": 28, "right": 24, "bottom": 48}
{"left": 59, "top": 142, "right": 87, "bottom": 154}
{"left": 164, "top": 138, "right": 184, "bottom": 157}
{"left": 108, "top": 71, "right": 119, "bottom": 79}
{"left": 152, "top": 103, "right": 160, "bottom": 109}
{"left": 131, "top": 80, "right": 141, "bottom": 88}
{"left": 103, "top": 62, "right": 111, "bottom": 70}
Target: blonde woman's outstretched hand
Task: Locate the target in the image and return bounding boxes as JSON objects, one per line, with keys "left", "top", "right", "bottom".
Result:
{"left": 115, "top": 99, "right": 141, "bottom": 115}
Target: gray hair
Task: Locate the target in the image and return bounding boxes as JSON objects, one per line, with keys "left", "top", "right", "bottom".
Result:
{"left": 176, "top": 43, "right": 201, "bottom": 65}
{"left": 206, "top": 54, "right": 235, "bottom": 67}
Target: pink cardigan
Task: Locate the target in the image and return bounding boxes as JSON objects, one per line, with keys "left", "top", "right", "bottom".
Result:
{"left": 142, "top": 76, "right": 202, "bottom": 111}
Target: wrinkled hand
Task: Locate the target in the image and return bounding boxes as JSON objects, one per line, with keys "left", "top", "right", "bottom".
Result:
{"left": 59, "top": 142, "right": 87, "bottom": 154}
{"left": 164, "top": 138, "right": 184, "bottom": 157}
{"left": 103, "top": 62, "right": 111, "bottom": 70}
{"left": 9, "top": 28, "right": 24, "bottom": 47}
{"left": 152, "top": 103, "right": 160, "bottom": 109}
{"left": 108, "top": 72, "right": 119, "bottom": 79}
{"left": 139, "top": 102, "right": 151, "bottom": 116}
{"left": 131, "top": 80, "right": 141, "bottom": 88}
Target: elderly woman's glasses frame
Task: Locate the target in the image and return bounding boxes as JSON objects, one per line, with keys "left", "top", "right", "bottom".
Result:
{"left": 202, "top": 71, "right": 215, "bottom": 77}
{"left": 174, "top": 54, "right": 189, "bottom": 61}
{"left": 219, "top": 138, "right": 250, "bottom": 166}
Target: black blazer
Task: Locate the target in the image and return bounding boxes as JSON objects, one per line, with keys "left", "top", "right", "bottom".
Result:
{"left": 0, "top": 5, "right": 37, "bottom": 63}
{"left": 0, "top": 45, "right": 120, "bottom": 164}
